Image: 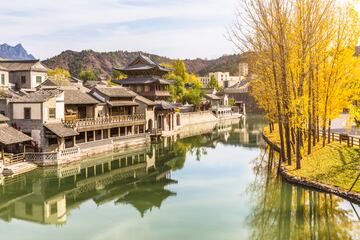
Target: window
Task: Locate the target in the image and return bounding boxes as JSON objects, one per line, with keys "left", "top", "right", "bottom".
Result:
{"left": 24, "top": 108, "right": 31, "bottom": 120}
{"left": 25, "top": 203, "right": 33, "bottom": 216}
{"left": 36, "top": 76, "right": 42, "bottom": 84}
{"left": 48, "top": 108, "right": 56, "bottom": 119}
{"left": 50, "top": 203, "right": 57, "bottom": 215}
{"left": 0, "top": 74, "right": 4, "bottom": 85}
{"left": 21, "top": 76, "right": 26, "bottom": 84}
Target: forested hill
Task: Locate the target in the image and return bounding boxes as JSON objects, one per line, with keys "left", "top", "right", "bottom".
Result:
{"left": 42, "top": 50, "right": 244, "bottom": 79}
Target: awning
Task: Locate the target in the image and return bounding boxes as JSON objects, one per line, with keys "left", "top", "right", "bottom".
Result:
{"left": 0, "top": 125, "right": 32, "bottom": 145}
{"left": 107, "top": 101, "right": 139, "bottom": 107}
{"left": 44, "top": 123, "right": 79, "bottom": 138}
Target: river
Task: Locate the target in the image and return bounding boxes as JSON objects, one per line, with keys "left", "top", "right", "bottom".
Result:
{"left": 0, "top": 116, "right": 359, "bottom": 240}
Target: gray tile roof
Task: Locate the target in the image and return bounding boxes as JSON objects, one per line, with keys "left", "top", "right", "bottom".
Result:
{"left": 0, "top": 63, "right": 8, "bottom": 71}
{"left": 0, "top": 60, "right": 48, "bottom": 72}
{"left": 205, "top": 94, "right": 221, "bottom": 100}
{"left": 93, "top": 86, "right": 137, "bottom": 98}
{"left": 113, "top": 76, "right": 174, "bottom": 85}
{"left": 0, "top": 125, "right": 32, "bottom": 145}
{"left": 114, "top": 53, "right": 172, "bottom": 74}
{"left": 64, "top": 90, "right": 99, "bottom": 105}
{"left": 44, "top": 123, "right": 79, "bottom": 138}
{"left": 0, "top": 114, "right": 9, "bottom": 122}
{"left": 11, "top": 89, "right": 63, "bottom": 103}
{"left": 135, "top": 95, "right": 156, "bottom": 106}
{"left": 107, "top": 101, "right": 139, "bottom": 107}
{"left": 154, "top": 101, "right": 177, "bottom": 110}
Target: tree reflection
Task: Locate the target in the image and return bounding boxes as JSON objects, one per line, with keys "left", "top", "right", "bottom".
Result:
{"left": 247, "top": 147, "right": 359, "bottom": 240}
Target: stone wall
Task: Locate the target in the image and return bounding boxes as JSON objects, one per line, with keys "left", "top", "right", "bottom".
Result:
{"left": 179, "top": 111, "right": 218, "bottom": 127}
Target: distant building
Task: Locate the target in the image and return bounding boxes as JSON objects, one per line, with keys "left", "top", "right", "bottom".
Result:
{"left": 0, "top": 59, "right": 48, "bottom": 90}
{"left": 113, "top": 54, "right": 174, "bottom": 102}
{"left": 200, "top": 72, "right": 240, "bottom": 88}
{"left": 239, "top": 62, "right": 249, "bottom": 78}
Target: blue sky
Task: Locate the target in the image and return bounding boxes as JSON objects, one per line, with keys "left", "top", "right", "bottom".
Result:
{"left": 0, "top": 0, "right": 240, "bottom": 60}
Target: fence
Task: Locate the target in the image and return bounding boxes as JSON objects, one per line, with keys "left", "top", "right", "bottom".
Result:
{"left": 63, "top": 114, "right": 146, "bottom": 128}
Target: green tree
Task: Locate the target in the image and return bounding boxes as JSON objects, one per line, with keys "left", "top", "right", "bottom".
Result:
{"left": 47, "top": 68, "right": 71, "bottom": 86}
{"left": 112, "top": 69, "right": 127, "bottom": 80}
{"left": 209, "top": 75, "right": 221, "bottom": 91}
{"left": 164, "top": 60, "right": 204, "bottom": 108}
{"left": 228, "top": 98, "right": 236, "bottom": 106}
{"left": 79, "top": 70, "right": 97, "bottom": 81}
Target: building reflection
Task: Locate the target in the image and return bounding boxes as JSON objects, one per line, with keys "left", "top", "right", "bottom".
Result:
{"left": 0, "top": 116, "right": 267, "bottom": 225}
{"left": 0, "top": 144, "right": 181, "bottom": 225}
{"left": 3, "top": 115, "right": 341, "bottom": 230}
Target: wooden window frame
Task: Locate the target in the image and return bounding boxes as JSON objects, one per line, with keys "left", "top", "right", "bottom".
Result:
{"left": 48, "top": 108, "right": 56, "bottom": 119}
{"left": 24, "top": 107, "right": 31, "bottom": 120}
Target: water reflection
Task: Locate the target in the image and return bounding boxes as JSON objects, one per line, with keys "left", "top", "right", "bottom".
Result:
{"left": 248, "top": 147, "right": 360, "bottom": 240}
{"left": 0, "top": 116, "right": 358, "bottom": 240}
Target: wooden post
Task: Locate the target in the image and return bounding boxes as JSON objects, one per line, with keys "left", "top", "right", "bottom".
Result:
{"left": 1, "top": 145, "right": 4, "bottom": 160}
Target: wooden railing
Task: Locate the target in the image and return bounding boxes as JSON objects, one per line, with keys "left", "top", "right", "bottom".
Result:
{"left": 65, "top": 114, "right": 77, "bottom": 122}
{"left": 302, "top": 130, "right": 360, "bottom": 148}
{"left": 329, "top": 132, "right": 360, "bottom": 147}
{"left": 3, "top": 153, "right": 25, "bottom": 166}
{"left": 63, "top": 114, "right": 146, "bottom": 128}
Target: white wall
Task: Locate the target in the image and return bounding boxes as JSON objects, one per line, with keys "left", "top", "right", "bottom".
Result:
{"left": 13, "top": 103, "right": 42, "bottom": 120}
{"left": 179, "top": 111, "right": 218, "bottom": 127}
{"left": 31, "top": 71, "right": 47, "bottom": 88}
{"left": 56, "top": 92, "right": 65, "bottom": 120}
{"left": 0, "top": 70, "right": 9, "bottom": 87}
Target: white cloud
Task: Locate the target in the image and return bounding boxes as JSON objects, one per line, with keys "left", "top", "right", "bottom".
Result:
{"left": 0, "top": 0, "right": 239, "bottom": 59}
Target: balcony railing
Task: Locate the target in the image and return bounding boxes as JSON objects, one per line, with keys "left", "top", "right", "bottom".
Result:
{"left": 63, "top": 114, "right": 146, "bottom": 129}
{"left": 138, "top": 90, "right": 170, "bottom": 97}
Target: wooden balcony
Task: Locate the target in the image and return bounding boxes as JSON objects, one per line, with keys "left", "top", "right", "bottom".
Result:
{"left": 138, "top": 90, "right": 170, "bottom": 97}
{"left": 63, "top": 114, "right": 146, "bottom": 131}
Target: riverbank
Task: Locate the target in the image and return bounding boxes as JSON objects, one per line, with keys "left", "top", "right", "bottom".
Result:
{"left": 262, "top": 127, "right": 360, "bottom": 204}
{"left": 1, "top": 113, "right": 243, "bottom": 176}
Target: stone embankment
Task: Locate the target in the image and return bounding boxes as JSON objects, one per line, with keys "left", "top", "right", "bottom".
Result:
{"left": 262, "top": 132, "right": 360, "bottom": 204}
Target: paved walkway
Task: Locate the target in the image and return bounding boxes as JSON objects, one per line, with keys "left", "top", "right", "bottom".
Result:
{"left": 331, "top": 113, "right": 360, "bottom": 137}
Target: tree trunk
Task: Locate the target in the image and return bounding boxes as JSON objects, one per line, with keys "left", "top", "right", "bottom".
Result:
{"left": 327, "top": 119, "right": 331, "bottom": 144}
{"left": 296, "top": 128, "right": 302, "bottom": 169}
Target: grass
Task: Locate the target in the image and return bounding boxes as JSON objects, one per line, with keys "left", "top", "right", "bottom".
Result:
{"left": 264, "top": 126, "right": 360, "bottom": 193}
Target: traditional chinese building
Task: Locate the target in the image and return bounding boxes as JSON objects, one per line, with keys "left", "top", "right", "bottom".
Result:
{"left": 112, "top": 54, "right": 174, "bottom": 101}
{"left": 113, "top": 54, "right": 178, "bottom": 135}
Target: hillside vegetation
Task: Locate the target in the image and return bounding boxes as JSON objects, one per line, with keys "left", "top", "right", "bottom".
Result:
{"left": 43, "top": 50, "right": 246, "bottom": 79}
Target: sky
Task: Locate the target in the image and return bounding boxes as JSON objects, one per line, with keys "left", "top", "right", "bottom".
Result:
{"left": 1, "top": 0, "right": 359, "bottom": 60}
{"left": 0, "top": 0, "right": 241, "bottom": 60}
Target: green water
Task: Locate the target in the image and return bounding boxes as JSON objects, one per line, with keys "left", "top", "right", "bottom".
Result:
{"left": 0, "top": 116, "right": 359, "bottom": 240}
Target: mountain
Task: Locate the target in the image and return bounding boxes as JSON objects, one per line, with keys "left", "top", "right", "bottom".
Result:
{"left": 43, "top": 50, "right": 245, "bottom": 79}
{"left": 0, "top": 43, "right": 36, "bottom": 60}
